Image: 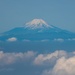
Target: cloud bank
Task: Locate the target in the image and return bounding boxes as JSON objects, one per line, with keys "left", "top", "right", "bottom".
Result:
{"left": 42, "top": 56, "right": 75, "bottom": 75}
{"left": 0, "top": 50, "right": 75, "bottom": 75}
{"left": 0, "top": 51, "right": 36, "bottom": 65}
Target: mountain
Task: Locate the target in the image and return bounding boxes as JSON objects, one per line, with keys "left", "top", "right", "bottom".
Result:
{"left": 0, "top": 19, "right": 75, "bottom": 41}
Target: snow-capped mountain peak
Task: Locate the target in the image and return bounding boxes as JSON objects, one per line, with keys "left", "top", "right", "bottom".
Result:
{"left": 25, "top": 19, "right": 53, "bottom": 29}
{"left": 0, "top": 18, "right": 75, "bottom": 41}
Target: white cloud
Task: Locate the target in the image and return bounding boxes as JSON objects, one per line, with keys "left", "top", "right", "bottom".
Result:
{"left": 0, "top": 50, "right": 68, "bottom": 66}
{"left": 43, "top": 56, "right": 75, "bottom": 75}
{"left": 0, "top": 50, "right": 75, "bottom": 75}
{"left": 52, "top": 56, "right": 75, "bottom": 75}
{"left": 34, "top": 50, "right": 67, "bottom": 65}
{"left": 7, "top": 37, "right": 17, "bottom": 42}
{"left": 73, "top": 51, "right": 75, "bottom": 54}
{"left": 0, "top": 51, "right": 36, "bottom": 65}
{"left": 42, "top": 51, "right": 75, "bottom": 75}
{"left": 54, "top": 38, "right": 64, "bottom": 42}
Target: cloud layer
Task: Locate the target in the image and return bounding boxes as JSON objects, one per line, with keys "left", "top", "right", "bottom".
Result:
{"left": 0, "top": 51, "right": 36, "bottom": 65}
{"left": 0, "top": 50, "right": 75, "bottom": 75}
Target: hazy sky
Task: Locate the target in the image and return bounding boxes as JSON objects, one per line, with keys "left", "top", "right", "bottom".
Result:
{"left": 0, "top": 0, "right": 75, "bottom": 33}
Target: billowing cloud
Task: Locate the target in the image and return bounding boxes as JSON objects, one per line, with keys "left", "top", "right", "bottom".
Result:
{"left": 53, "top": 56, "right": 75, "bottom": 75}
{"left": 7, "top": 37, "right": 17, "bottom": 42}
{"left": 0, "top": 50, "right": 75, "bottom": 75}
{"left": 0, "top": 51, "right": 36, "bottom": 65}
{"left": 42, "top": 56, "right": 75, "bottom": 75}
{"left": 34, "top": 50, "right": 67, "bottom": 65}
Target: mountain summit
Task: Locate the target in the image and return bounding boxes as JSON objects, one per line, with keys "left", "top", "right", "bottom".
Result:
{"left": 25, "top": 19, "right": 53, "bottom": 29}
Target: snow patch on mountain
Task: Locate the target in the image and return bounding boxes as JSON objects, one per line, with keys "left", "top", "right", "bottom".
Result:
{"left": 25, "top": 19, "right": 53, "bottom": 29}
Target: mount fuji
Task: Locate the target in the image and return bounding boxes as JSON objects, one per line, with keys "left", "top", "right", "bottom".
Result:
{"left": 0, "top": 19, "right": 75, "bottom": 41}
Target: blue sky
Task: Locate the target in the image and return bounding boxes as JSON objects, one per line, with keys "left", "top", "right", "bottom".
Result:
{"left": 0, "top": 0, "right": 75, "bottom": 33}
